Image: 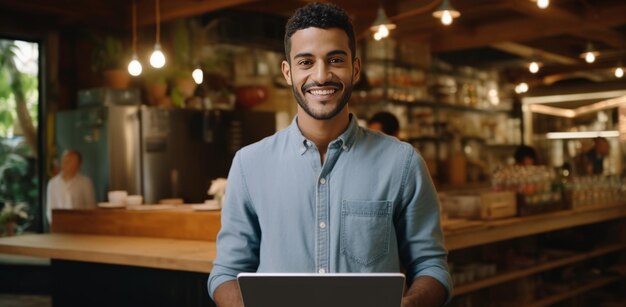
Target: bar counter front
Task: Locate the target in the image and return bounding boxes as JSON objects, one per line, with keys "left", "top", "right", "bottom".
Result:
{"left": 1, "top": 203, "right": 626, "bottom": 306}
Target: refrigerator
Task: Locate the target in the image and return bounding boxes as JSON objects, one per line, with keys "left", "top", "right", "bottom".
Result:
{"left": 55, "top": 88, "right": 276, "bottom": 204}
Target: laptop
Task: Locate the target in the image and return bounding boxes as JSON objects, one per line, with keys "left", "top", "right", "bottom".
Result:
{"left": 237, "top": 272, "right": 405, "bottom": 307}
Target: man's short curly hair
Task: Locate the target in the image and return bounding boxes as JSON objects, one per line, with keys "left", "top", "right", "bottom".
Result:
{"left": 284, "top": 3, "right": 356, "bottom": 62}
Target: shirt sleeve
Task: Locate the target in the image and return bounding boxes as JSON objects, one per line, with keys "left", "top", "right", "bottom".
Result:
{"left": 396, "top": 148, "right": 453, "bottom": 302}
{"left": 83, "top": 176, "right": 96, "bottom": 208}
{"left": 207, "top": 152, "right": 261, "bottom": 299}
{"left": 46, "top": 178, "right": 55, "bottom": 224}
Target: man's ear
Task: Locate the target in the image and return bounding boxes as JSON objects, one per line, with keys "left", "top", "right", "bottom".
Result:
{"left": 352, "top": 57, "right": 361, "bottom": 85}
{"left": 281, "top": 60, "right": 293, "bottom": 85}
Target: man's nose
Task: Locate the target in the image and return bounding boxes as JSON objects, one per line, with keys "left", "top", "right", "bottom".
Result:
{"left": 311, "top": 62, "right": 332, "bottom": 84}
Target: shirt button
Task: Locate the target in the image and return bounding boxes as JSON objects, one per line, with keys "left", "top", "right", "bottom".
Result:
{"left": 318, "top": 268, "right": 326, "bottom": 274}
{"left": 319, "top": 178, "right": 326, "bottom": 185}
{"left": 342, "top": 145, "right": 349, "bottom": 151}
{"left": 319, "top": 222, "right": 326, "bottom": 229}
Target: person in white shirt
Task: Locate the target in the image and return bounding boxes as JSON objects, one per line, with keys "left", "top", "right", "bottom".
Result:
{"left": 46, "top": 150, "right": 96, "bottom": 223}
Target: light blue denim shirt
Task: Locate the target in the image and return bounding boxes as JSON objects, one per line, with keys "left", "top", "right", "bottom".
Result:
{"left": 208, "top": 115, "right": 452, "bottom": 301}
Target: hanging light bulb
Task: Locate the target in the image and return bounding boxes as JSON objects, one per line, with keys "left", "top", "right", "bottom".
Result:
{"left": 529, "top": 61, "right": 541, "bottom": 74}
{"left": 370, "top": 7, "right": 396, "bottom": 40}
{"left": 616, "top": 65, "right": 624, "bottom": 78}
{"left": 128, "top": 54, "right": 142, "bottom": 76}
{"left": 150, "top": 0, "right": 165, "bottom": 68}
{"left": 581, "top": 42, "right": 599, "bottom": 64}
{"left": 150, "top": 43, "right": 165, "bottom": 68}
{"left": 515, "top": 82, "right": 529, "bottom": 94}
{"left": 127, "top": 0, "right": 142, "bottom": 76}
{"left": 537, "top": 0, "right": 549, "bottom": 9}
{"left": 433, "top": 0, "right": 461, "bottom": 26}
{"left": 192, "top": 67, "right": 203, "bottom": 84}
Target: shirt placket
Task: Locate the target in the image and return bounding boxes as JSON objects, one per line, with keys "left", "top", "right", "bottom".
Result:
{"left": 315, "top": 141, "right": 343, "bottom": 274}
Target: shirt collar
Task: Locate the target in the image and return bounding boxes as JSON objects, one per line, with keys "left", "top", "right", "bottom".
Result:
{"left": 289, "top": 114, "right": 360, "bottom": 155}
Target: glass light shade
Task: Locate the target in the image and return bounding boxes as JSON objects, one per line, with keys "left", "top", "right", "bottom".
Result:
{"left": 192, "top": 68, "right": 203, "bottom": 84}
{"left": 150, "top": 44, "right": 166, "bottom": 68}
{"left": 515, "top": 82, "right": 529, "bottom": 94}
{"left": 128, "top": 55, "right": 142, "bottom": 76}
{"left": 441, "top": 11, "right": 454, "bottom": 25}
{"left": 433, "top": 0, "right": 460, "bottom": 26}
{"left": 584, "top": 52, "right": 596, "bottom": 63}
{"left": 537, "top": 0, "right": 549, "bottom": 9}
{"left": 616, "top": 67, "right": 624, "bottom": 78}
{"left": 529, "top": 61, "right": 540, "bottom": 74}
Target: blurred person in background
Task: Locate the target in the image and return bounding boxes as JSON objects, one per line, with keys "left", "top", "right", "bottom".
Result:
{"left": 514, "top": 145, "right": 538, "bottom": 166}
{"left": 367, "top": 111, "right": 400, "bottom": 138}
{"left": 578, "top": 137, "right": 610, "bottom": 175}
{"left": 46, "top": 149, "right": 96, "bottom": 224}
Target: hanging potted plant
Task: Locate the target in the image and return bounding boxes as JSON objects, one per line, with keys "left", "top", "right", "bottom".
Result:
{"left": 90, "top": 34, "right": 131, "bottom": 89}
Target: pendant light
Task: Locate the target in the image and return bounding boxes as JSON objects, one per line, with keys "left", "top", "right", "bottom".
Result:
{"left": 370, "top": 6, "right": 396, "bottom": 41}
{"left": 537, "top": 0, "right": 549, "bottom": 9}
{"left": 432, "top": 0, "right": 460, "bottom": 26}
{"left": 515, "top": 82, "right": 529, "bottom": 94}
{"left": 581, "top": 42, "right": 599, "bottom": 64}
{"left": 149, "top": 0, "right": 166, "bottom": 68}
{"left": 192, "top": 66, "right": 203, "bottom": 84}
{"left": 528, "top": 54, "right": 542, "bottom": 74}
{"left": 127, "top": 0, "right": 142, "bottom": 76}
{"left": 615, "top": 62, "right": 624, "bottom": 78}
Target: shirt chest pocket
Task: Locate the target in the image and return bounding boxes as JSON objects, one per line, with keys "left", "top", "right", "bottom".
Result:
{"left": 340, "top": 200, "right": 392, "bottom": 266}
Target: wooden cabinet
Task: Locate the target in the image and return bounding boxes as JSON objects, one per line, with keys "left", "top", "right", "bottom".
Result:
{"left": 445, "top": 205, "right": 626, "bottom": 306}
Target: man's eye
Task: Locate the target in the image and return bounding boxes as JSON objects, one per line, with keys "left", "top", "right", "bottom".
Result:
{"left": 330, "top": 58, "right": 345, "bottom": 64}
{"left": 298, "top": 60, "right": 313, "bottom": 66}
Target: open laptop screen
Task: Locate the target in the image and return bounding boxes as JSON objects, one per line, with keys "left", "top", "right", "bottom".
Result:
{"left": 237, "top": 272, "right": 405, "bottom": 307}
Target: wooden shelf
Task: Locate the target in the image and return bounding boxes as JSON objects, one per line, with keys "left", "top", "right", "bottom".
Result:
{"left": 445, "top": 205, "right": 626, "bottom": 251}
{"left": 453, "top": 243, "right": 626, "bottom": 296}
{"left": 528, "top": 276, "right": 622, "bottom": 307}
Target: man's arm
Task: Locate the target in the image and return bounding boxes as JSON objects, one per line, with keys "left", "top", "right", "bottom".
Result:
{"left": 401, "top": 276, "right": 447, "bottom": 307}
{"left": 214, "top": 280, "right": 243, "bottom": 307}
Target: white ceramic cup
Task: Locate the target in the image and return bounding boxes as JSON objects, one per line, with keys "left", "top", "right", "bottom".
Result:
{"left": 126, "top": 195, "right": 143, "bottom": 205}
{"left": 108, "top": 190, "right": 128, "bottom": 205}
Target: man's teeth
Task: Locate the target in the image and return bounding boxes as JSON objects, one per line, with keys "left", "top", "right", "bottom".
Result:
{"left": 310, "top": 89, "right": 336, "bottom": 95}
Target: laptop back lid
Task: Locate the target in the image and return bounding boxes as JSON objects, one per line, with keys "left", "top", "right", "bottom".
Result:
{"left": 237, "top": 273, "right": 405, "bottom": 307}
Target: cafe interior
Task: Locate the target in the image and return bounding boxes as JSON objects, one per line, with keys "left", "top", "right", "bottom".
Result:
{"left": 1, "top": 0, "right": 626, "bottom": 306}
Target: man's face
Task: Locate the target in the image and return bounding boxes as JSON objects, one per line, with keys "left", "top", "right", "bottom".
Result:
{"left": 61, "top": 152, "right": 80, "bottom": 175}
{"left": 281, "top": 27, "right": 360, "bottom": 120}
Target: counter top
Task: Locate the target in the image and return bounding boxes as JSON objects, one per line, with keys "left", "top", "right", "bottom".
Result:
{"left": 0, "top": 233, "right": 214, "bottom": 273}
{"left": 2, "top": 205, "right": 625, "bottom": 273}
{"left": 51, "top": 207, "right": 221, "bottom": 241}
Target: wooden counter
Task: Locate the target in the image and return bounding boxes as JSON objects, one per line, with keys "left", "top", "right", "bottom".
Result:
{"left": 445, "top": 205, "right": 626, "bottom": 251}
{"left": 2, "top": 205, "right": 625, "bottom": 272}
{"left": 51, "top": 207, "right": 221, "bottom": 241}
{"left": 0, "top": 233, "right": 215, "bottom": 273}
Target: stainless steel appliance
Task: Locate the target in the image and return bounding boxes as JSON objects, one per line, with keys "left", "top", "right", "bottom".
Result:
{"left": 55, "top": 88, "right": 276, "bottom": 204}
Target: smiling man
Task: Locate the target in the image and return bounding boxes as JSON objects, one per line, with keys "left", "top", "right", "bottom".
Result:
{"left": 208, "top": 3, "right": 452, "bottom": 307}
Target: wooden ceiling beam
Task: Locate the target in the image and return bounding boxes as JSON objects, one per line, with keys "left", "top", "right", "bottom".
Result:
{"left": 136, "top": 0, "right": 260, "bottom": 26}
{"left": 504, "top": 0, "right": 581, "bottom": 23}
{"left": 426, "top": 2, "right": 626, "bottom": 52}
{"left": 491, "top": 42, "right": 578, "bottom": 65}
{"left": 572, "top": 29, "right": 626, "bottom": 49}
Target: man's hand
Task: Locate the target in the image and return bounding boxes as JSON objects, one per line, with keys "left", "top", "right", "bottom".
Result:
{"left": 214, "top": 280, "right": 244, "bottom": 307}
{"left": 401, "top": 276, "right": 447, "bottom": 307}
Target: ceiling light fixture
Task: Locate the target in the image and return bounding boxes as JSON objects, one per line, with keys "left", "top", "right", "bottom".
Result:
{"left": 192, "top": 66, "right": 203, "bottom": 84}
{"left": 149, "top": 0, "right": 165, "bottom": 68}
{"left": 528, "top": 60, "right": 541, "bottom": 74}
{"left": 370, "top": 6, "right": 396, "bottom": 40}
{"left": 127, "top": 0, "right": 142, "bottom": 76}
{"left": 537, "top": 0, "right": 549, "bottom": 9}
{"left": 432, "top": 0, "right": 460, "bottom": 26}
{"left": 581, "top": 42, "right": 599, "bottom": 64}
{"left": 515, "top": 82, "right": 529, "bottom": 94}
{"left": 616, "top": 65, "right": 624, "bottom": 78}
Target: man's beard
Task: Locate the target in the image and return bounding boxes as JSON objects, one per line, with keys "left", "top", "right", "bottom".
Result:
{"left": 292, "top": 80, "right": 353, "bottom": 120}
